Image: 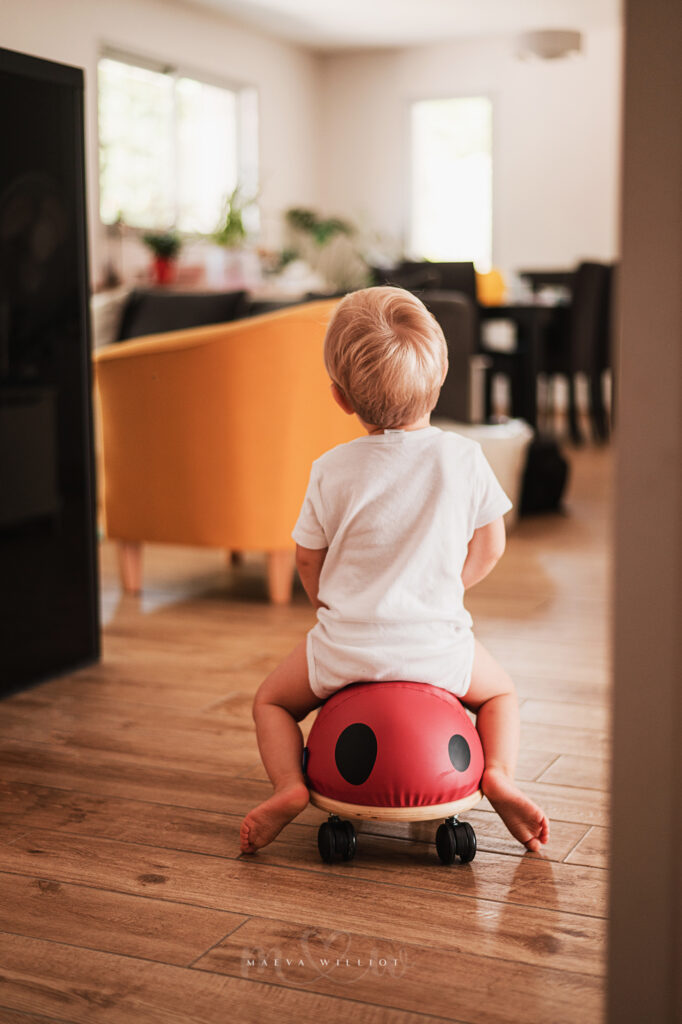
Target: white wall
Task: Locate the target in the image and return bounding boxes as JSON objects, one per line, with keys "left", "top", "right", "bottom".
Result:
{"left": 0, "top": 3, "right": 623, "bottom": 284}
{"left": 0, "top": 0, "right": 322, "bottom": 284}
{"left": 318, "top": 28, "right": 622, "bottom": 275}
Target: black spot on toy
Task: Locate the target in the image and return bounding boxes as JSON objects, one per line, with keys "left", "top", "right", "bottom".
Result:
{"left": 334, "top": 722, "right": 377, "bottom": 785}
{"left": 448, "top": 733, "right": 471, "bottom": 772}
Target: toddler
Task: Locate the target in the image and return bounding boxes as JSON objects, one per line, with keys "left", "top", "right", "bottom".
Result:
{"left": 240, "top": 286, "right": 549, "bottom": 855}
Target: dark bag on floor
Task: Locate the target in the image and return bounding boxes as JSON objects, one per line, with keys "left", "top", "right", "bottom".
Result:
{"left": 520, "top": 436, "right": 569, "bottom": 514}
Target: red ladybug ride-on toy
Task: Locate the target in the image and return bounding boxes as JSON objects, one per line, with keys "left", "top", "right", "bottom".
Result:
{"left": 303, "top": 680, "right": 484, "bottom": 865}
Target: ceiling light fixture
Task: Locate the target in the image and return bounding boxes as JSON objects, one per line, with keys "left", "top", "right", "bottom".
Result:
{"left": 517, "top": 29, "right": 583, "bottom": 61}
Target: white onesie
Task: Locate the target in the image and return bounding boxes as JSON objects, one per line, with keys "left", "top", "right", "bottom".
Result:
{"left": 292, "top": 425, "right": 512, "bottom": 700}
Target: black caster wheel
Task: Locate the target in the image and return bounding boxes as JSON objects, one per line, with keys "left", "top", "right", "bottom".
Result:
{"left": 454, "top": 821, "right": 477, "bottom": 863}
{"left": 436, "top": 819, "right": 477, "bottom": 865}
{"left": 318, "top": 821, "right": 336, "bottom": 863}
{"left": 340, "top": 819, "right": 357, "bottom": 861}
{"left": 436, "top": 821, "right": 457, "bottom": 865}
{"left": 317, "top": 817, "right": 357, "bottom": 863}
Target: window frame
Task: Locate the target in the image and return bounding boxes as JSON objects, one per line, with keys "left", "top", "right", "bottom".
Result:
{"left": 96, "top": 45, "right": 259, "bottom": 235}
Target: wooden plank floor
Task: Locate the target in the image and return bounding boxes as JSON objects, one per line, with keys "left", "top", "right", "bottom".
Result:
{"left": 0, "top": 444, "right": 612, "bottom": 1024}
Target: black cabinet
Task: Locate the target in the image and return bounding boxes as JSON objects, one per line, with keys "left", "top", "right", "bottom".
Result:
{"left": 0, "top": 47, "right": 99, "bottom": 696}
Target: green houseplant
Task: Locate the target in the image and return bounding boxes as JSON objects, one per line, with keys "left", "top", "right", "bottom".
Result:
{"left": 212, "top": 187, "right": 256, "bottom": 248}
{"left": 284, "top": 207, "right": 370, "bottom": 292}
{"left": 207, "top": 186, "right": 261, "bottom": 288}
{"left": 285, "top": 208, "right": 354, "bottom": 247}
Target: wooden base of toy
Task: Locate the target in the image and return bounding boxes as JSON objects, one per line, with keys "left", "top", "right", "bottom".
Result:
{"left": 309, "top": 788, "right": 483, "bottom": 823}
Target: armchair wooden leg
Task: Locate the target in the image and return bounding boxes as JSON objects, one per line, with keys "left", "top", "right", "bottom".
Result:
{"left": 118, "top": 541, "right": 143, "bottom": 595}
{"left": 266, "top": 550, "right": 294, "bottom": 605}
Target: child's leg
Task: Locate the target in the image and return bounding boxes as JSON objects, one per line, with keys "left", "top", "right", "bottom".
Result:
{"left": 240, "top": 639, "right": 322, "bottom": 854}
{"left": 463, "top": 639, "right": 550, "bottom": 852}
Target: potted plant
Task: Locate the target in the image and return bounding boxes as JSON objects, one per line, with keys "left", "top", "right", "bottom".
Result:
{"left": 285, "top": 207, "right": 354, "bottom": 248}
{"left": 142, "top": 231, "right": 182, "bottom": 285}
{"left": 284, "top": 207, "right": 370, "bottom": 292}
{"left": 213, "top": 186, "right": 251, "bottom": 248}
{"left": 209, "top": 186, "right": 259, "bottom": 287}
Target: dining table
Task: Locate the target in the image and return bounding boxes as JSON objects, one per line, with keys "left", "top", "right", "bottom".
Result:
{"left": 478, "top": 302, "right": 566, "bottom": 429}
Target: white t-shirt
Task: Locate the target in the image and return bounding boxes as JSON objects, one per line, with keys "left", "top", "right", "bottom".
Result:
{"left": 292, "top": 425, "right": 512, "bottom": 699}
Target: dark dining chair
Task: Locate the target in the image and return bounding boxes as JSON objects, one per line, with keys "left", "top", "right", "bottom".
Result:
{"left": 541, "top": 261, "right": 614, "bottom": 443}
{"left": 401, "top": 261, "right": 478, "bottom": 304}
{"left": 303, "top": 286, "right": 478, "bottom": 423}
{"left": 371, "top": 260, "right": 478, "bottom": 303}
{"left": 372, "top": 261, "right": 482, "bottom": 359}
{"left": 422, "top": 291, "right": 478, "bottom": 423}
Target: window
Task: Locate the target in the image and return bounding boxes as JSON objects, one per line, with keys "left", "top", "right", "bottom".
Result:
{"left": 410, "top": 96, "right": 493, "bottom": 269}
{"left": 98, "top": 52, "right": 258, "bottom": 234}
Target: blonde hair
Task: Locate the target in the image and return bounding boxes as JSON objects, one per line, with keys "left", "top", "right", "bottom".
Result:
{"left": 323, "top": 286, "right": 448, "bottom": 429}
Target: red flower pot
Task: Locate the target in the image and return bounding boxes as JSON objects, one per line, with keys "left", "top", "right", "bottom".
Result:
{"left": 152, "top": 255, "right": 174, "bottom": 285}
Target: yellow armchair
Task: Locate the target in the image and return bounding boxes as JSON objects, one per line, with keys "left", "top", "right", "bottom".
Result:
{"left": 94, "top": 300, "right": 362, "bottom": 603}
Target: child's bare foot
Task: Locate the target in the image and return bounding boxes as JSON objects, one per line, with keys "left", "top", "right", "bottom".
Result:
{"left": 240, "top": 780, "right": 309, "bottom": 854}
{"left": 482, "top": 767, "right": 550, "bottom": 852}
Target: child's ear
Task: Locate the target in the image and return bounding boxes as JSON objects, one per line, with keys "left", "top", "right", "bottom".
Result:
{"left": 330, "top": 383, "right": 354, "bottom": 415}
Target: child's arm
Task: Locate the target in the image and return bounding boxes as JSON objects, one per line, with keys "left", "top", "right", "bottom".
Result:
{"left": 462, "top": 517, "right": 506, "bottom": 590}
{"left": 295, "top": 544, "right": 328, "bottom": 609}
